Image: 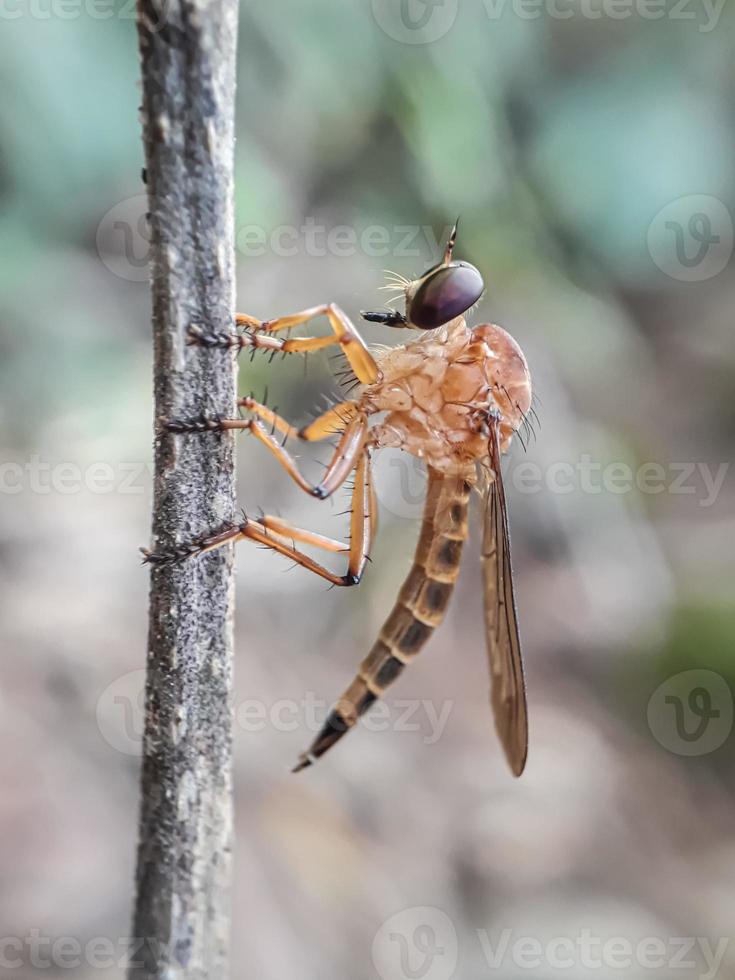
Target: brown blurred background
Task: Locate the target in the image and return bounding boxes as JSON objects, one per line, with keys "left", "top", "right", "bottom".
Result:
{"left": 1, "top": 1, "right": 734, "bottom": 977}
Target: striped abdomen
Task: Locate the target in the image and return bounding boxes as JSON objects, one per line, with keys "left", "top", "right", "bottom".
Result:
{"left": 293, "top": 468, "right": 473, "bottom": 771}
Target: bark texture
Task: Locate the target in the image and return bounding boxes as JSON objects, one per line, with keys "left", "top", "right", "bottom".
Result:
{"left": 130, "top": 0, "right": 239, "bottom": 976}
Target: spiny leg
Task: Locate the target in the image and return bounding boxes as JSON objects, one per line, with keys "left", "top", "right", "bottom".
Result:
{"left": 164, "top": 410, "right": 369, "bottom": 500}
{"left": 189, "top": 303, "right": 380, "bottom": 385}
{"left": 142, "top": 450, "right": 374, "bottom": 588}
{"left": 237, "top": 396, "right": 298, "bottom": 441}
{"left": 236, "top": 396, "right": 359, "bottom": 442}
{"left": 298, "top": 400, "right": 359, "bottom": 440}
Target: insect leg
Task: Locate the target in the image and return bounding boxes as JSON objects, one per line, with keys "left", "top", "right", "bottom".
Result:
{"left": 298, "top": 401, "right": 359, "bottom": 440}
{"left": 236, "top": 396, "right": 298, "bottom": 440}
{"left": 141, "top": 450, "right": 374, "bottom": 588}
{"left": 161, "top": 411, "right": 369, "bottom": 500}
{"left": 237, "top": 396, "right": 359, "bottom": 442}
{"left": 190, "top": 304, "right": 380, "bottom": 384}
{"left": 163, "top": 397, "right": 358, "bottom": 444}
{"left": 142, "top": 517, "right": 345, "bottom": 584}
{"left": 257, "top": 447, "right": 373, "bottom": 583}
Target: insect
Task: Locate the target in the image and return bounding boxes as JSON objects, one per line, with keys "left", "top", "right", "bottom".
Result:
{"left": 144, "top": 221, "right": 534, "bottom": 776}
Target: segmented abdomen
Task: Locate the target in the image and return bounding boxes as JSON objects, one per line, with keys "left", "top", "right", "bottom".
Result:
{"left": 294, "top": 469, "right": 473, "bottom": 769}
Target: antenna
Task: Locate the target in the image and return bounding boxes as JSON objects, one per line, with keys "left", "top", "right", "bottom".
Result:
{"left": 443, "top": 216, "right": 460, "bottom": 264}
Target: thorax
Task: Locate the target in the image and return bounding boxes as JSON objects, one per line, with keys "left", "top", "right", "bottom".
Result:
{"left": 360, "top": 318, "right": 531, "bottom": 474}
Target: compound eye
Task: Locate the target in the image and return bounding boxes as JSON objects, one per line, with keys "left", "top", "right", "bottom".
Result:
{"left": 409, "top": 262, "right": 484, "bottom": 330}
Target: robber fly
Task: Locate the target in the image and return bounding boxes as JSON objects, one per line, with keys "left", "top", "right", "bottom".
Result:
{"left": 144, "top": 220, "right": 534, "bottom": 776}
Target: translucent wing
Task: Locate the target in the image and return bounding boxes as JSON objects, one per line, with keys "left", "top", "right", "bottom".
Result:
{"left": 482, "top": 419, "right": 528, "bottom": 776}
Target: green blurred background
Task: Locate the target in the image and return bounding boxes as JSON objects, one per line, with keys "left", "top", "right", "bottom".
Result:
{"left": 2, "top": 0, "right": 735, "bottom": 977}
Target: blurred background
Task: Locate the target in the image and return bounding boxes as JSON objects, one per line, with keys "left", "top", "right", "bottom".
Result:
{"left": 1, "top": 0, "right": 735, "bottom": 977}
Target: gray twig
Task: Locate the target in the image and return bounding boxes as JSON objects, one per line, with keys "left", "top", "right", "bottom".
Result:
{"left": 129, "top": 0, "right": 239, "bottom": 976}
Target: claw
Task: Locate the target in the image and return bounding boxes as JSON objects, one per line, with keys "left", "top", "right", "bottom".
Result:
{"left": 187, "top": 324, "right": 243, "bottom": 349}
{"left": 141, "top": 523, "right": 243, "bottom": 567}
{"left": 139, "top": 545, "right": 185, "bottom": 566}
{"left": 162, "top": 414, "right": 227, "bottom": 434}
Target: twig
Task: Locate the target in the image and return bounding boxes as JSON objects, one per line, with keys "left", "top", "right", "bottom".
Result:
{"left": 129, "top": 0, "right": 239, "bottom": 976}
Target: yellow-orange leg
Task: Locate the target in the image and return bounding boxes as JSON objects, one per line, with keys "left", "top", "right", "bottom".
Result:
{"left": 189, "top": 303, "right": 380, "bottom": 385}
{"left": 237, "top": 396, "right": 358, "bottom": 442}
{"left": 142, "top": 450, "right": 374, "bottom": 587}
{"left": 233, "top": 396, "right": 375, "bottom": 530}
{"left": 164, "top": 407, "right": 368, "bottom": 500}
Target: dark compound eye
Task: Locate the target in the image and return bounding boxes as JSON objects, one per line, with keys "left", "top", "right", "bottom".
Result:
{"left": 408, "top": 262, "right": 484, "bottom": 330}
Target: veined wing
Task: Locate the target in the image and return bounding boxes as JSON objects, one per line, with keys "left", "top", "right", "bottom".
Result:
{"left": 482, "top": 419, "right": 528, "bottom": 776}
